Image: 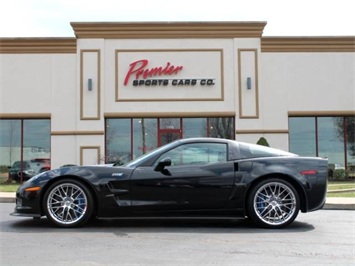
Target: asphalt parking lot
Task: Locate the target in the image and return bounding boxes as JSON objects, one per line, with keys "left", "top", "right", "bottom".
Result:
{"left": 1, "top": 203, "right": 354, "bottom": 265}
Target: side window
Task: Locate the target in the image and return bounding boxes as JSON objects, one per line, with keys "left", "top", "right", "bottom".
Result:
{"left": 156, "top": 143, "right": 227, "bottom": 166}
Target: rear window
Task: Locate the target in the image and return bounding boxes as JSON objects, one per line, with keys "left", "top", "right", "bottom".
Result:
{"left": 238, "top": 143, "right": 296, "bottom": 159}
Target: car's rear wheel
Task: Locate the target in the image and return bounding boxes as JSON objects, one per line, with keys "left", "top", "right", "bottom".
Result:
{"left": 43, "top": 179, "right": 93, "bottom": 227}
{"left": 247, "top": 178, "right": 300, "bottom": 229}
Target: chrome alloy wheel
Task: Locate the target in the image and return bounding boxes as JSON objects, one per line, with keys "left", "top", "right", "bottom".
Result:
{"left": 253, "top": 181, "right": 297, "bottom": 226}
{"left": 46, "top": 183, "right": 88, "bottom": 225}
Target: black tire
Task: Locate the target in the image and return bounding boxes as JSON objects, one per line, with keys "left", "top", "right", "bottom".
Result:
{"left": 43, "top": 179, "right": 94, "bottom": 228}
{"left": 247, "top": 178, "right": 300, "bottom": 229}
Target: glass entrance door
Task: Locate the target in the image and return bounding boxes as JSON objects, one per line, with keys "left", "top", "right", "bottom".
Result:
{"left": 158, "top": 129, "right": 181, "bottom": 146}
{"left": 158, "top": 118, "right": 182, "bottom": 146}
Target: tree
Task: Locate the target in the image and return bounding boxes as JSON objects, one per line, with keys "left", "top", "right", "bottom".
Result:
{"left": 257, "top": 137, "right": 270, "bottom": 147}
{"left": 209, "top": 118, "right": 234, "bottom": 139}
{"left": 334, "top": 117, "right": 355, "bottom": 156}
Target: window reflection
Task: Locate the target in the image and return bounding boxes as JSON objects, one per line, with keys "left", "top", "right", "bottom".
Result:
{"left": 159, "top": 118, "right": 180, "bottom": 129}
{"left": 289, "top": 116, "right": 354, "bottom": 177}
{"left": 209, "top": 118, "right": 234, "bottom": 139}
{"left": 156, "top": 143, "right": 227, "bottom": 166}
{"left": 318, "top": 117, "right": 345, "bottom": 167}
{"left": 345, "top": 117, "right": 355, "bottom": 176}
{"left": 105, "top": 117, "right": 235, "bottom": 165}
{"left": 0, "top": 120, "right": 21, "bottom": 167}
{"left": 0, "top": 119, "right": 50, "bottom": 183}
{"left": 133, "top": 118, "right": 157, "bottom": 158}
{"left": 23, "top": 120, "right": 51, "bottom": 174}
{"left": 183, "top": 118, "right": 207, "bottom": 138}
{"left": 289, "top": 117, "right": 316, "bottom": 157}
{"left": 106, "top": 119, "right": 131, "bottom": 165}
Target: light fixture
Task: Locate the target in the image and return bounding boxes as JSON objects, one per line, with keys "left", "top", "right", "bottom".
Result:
{"left": 246, "top": 77, "right": 252, "bottom": 90}
{"left": 88, "top": 78, "right": 93, "bottom": 91}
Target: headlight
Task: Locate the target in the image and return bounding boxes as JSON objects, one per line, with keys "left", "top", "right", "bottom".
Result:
{"left": 23, "top": 170, "right": 36, "bottom": 175}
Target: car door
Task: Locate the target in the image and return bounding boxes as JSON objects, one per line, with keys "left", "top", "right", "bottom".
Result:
{"left": 128, "top": 142, "right": 235, "bottom": 214}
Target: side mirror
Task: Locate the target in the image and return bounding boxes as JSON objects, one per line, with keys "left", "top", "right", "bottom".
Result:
{"left": 154, "top": 157, "right": 172, "bottom": 172}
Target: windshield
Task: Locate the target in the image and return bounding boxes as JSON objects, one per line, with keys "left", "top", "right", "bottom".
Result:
{"left": 124, "top": 141, "right": 178, "bottom": 167}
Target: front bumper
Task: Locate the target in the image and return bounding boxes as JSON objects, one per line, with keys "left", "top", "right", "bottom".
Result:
{"left": 10, "top": 185, "right": 43, "bottom": 218}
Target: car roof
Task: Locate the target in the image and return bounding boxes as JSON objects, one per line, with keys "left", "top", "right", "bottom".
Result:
{"left": 175, "top": 137, "right": 236, "bottom": 144}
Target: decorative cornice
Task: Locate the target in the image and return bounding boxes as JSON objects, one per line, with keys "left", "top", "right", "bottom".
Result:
{"left": 70, "top": 21, "right": 267, "bottom": 39}
{"left": 261, "top": 37, "right": 355, "bottom": 52}
{"left": 0, "top": 38, "right": 77, "bottom": 54}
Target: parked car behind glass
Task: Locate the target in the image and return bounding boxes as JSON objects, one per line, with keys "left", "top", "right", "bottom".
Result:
{"left": 8, "top": 161, "right": 36, "bottom": 183}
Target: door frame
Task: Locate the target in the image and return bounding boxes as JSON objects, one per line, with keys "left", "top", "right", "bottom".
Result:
{"left": 158, "top": 129, "right": 182, "bottom": 146}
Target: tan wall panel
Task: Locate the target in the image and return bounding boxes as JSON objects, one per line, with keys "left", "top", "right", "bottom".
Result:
{"left": 80, "top": 146, "right": 100, "bottom": 165}
{"left": 80, "top": 50, "right": 101, "bottom": 120}
{"left": 238, "top": 49, "right": 259, "bottom": 118}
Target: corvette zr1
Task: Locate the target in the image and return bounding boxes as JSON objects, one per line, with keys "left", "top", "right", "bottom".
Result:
{"left": 11, "top": 138, "right": 328, "bottom": 229}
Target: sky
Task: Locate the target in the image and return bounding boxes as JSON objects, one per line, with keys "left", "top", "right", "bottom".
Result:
{"left": 0, "top": 0, "right": 355, "bottom": 37}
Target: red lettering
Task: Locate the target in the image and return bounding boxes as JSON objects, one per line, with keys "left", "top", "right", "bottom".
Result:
{"left": 124, "top": 59, "right": 148, "bottom": 86}
{"left": 124, "top": 59, "right": 183, "bottom": 85}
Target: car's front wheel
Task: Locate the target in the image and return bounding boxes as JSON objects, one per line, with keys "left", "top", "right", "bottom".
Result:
{"left": 247, "top": 178, "right": 300, "bottom": 229}
{"left": 43, "top": 179, "right": 94, "bottom": 227}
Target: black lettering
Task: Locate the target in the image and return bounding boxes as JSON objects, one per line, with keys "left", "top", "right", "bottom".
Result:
{"left": 172, "top": 79, "right": 177, "bottom": 85}
{"left": 132, "top": 80, "right": 138, "bottom": 86}
{"left": 191, "top": 79, "right": 197, "bottom": 85}
{"left": 200, "top": 79, "right": 206, "bottom": 85}
{"left": 207, "top": 79, "right": 215, "bottom": 85}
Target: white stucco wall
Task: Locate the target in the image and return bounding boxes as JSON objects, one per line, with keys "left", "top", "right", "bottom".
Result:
{"left": 261, "top": 52, "right": 355, "bottom": 116}
{"left": 1, "top": 36, "right": 354, "bottom": 167}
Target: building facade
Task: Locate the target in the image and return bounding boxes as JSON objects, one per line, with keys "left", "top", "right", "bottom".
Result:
{"left": 0, "top": 22, "right": 354, "bottom": 178}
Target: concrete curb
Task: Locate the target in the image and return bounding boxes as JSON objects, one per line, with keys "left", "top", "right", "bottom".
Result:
{"left": 0, "top": 192, "right": 15, "bottom": 203}
{"left": 1, "top": 192, "right": 354, "bottom": 210}
{"left": 323, "top": 197, "right": 355, "bottom": 210}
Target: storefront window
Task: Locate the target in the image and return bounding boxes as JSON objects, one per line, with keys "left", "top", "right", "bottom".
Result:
{"left": 159, "top": 118, "right": 180, "bottom": 129}
{"left": 209, "top": 118, "right": 234, "bottom": 139}
{"left": 133, "top": 118, "right": 157, "bottom": 159}
{"left": 0, "top": 119, "right": 50, "bottom": 183}
{"left": 106, "top": 119, "right": 131, "bottom": 165}
{"left": 289, "top": 117, "right": 316, "bottom": 156}
{"left": 105, "top": 117, "right": 235, "bottom": 165}
{"left": 289, "top": 116, "right": 355, "bottom": 177}
{"left": 345, "top": 117, "right": 355, "bottom": 177}
{"left": 0, "top": 120, "right": 21, "bottom": 168}
{"left": 183, "top": 118, "right": 207, "bottom": 138}
{"left": 23, "top": 120, "right": 51, "bottom": 174}
{"left": 318, "top": 117, "right": 345, "bottom": 167}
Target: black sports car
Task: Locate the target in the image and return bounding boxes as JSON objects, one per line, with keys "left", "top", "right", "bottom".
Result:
{"left": 11, "top": 138, "right": 328, "bottom": 229}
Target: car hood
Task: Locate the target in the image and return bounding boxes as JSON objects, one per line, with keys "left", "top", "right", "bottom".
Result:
{"left": 27, "top": 165, "right": 134, "bottom": 185}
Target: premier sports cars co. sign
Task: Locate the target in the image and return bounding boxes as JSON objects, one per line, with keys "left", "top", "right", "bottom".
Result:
{"left": 124, "top": 59, "right": 215, "bottom": 87}
{"left": 115, "top": 49, "right": 224, "bottom": 101}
